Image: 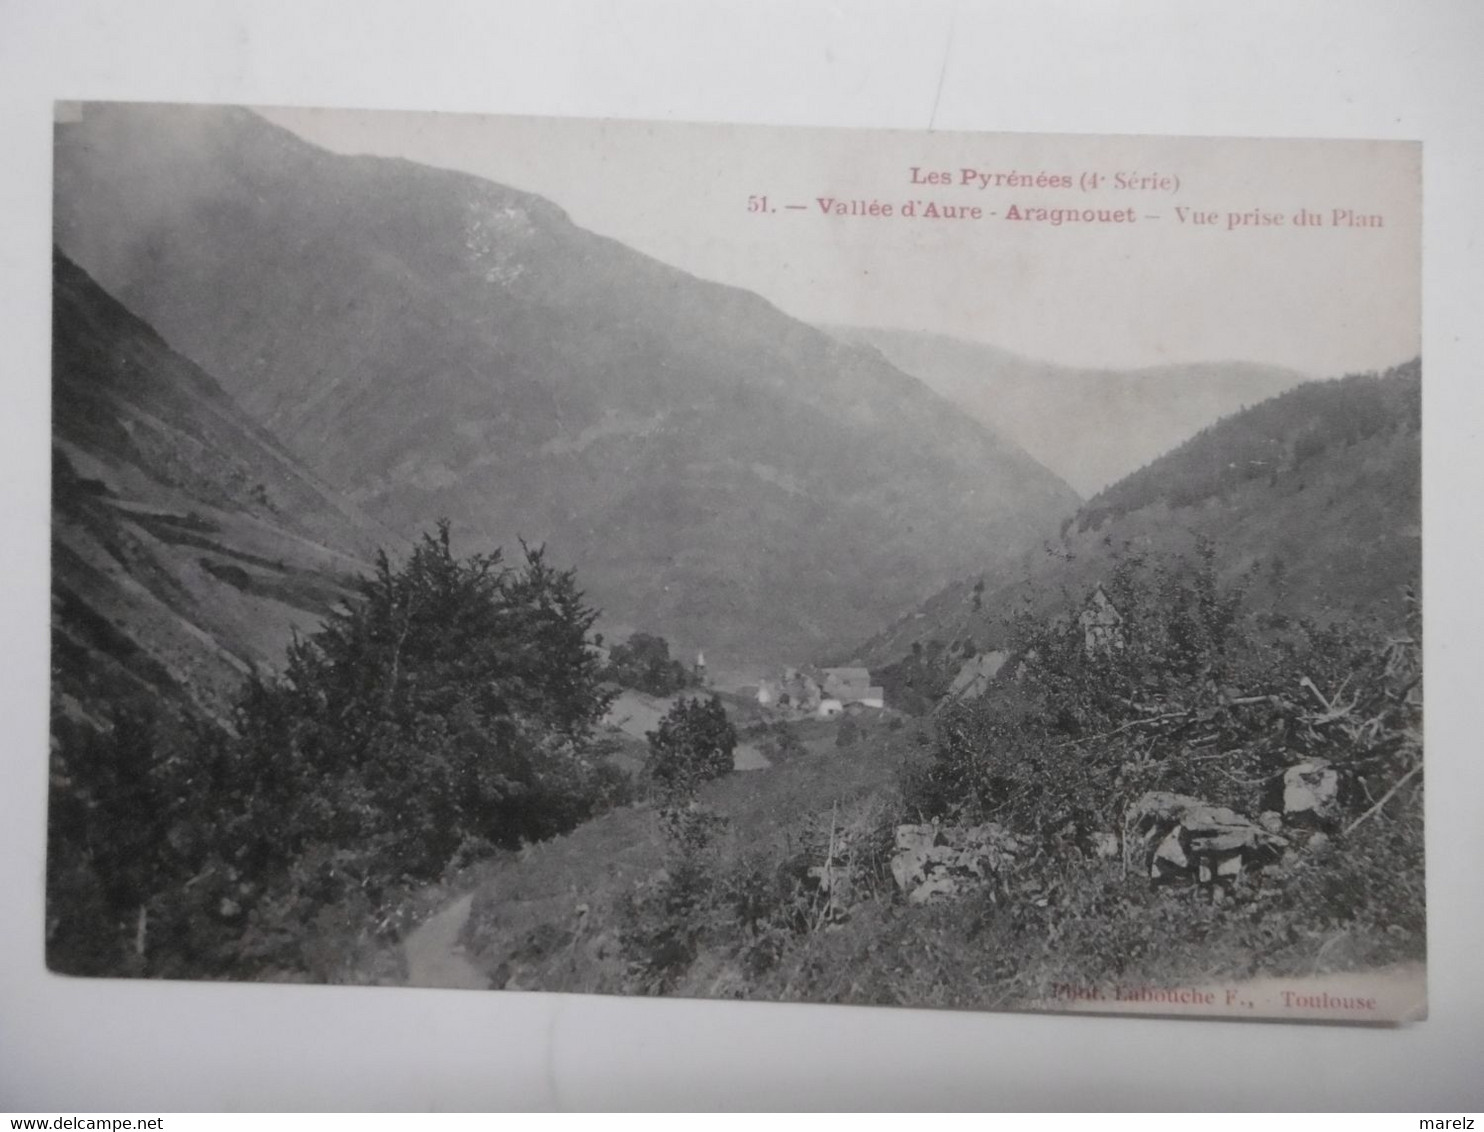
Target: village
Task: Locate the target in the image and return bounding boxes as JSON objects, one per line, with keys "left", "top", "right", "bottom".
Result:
{"left": 752, "top": 665, "right": 884, "bottom": 717}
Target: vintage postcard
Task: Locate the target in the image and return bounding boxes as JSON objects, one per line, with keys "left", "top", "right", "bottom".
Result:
{"left": 48, "top": 102, "right": 1422, "bottom": 1023}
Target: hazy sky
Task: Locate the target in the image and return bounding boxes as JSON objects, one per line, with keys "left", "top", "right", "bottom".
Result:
{"left": 259, "top": 106, "right": 1420, "bottom": 377}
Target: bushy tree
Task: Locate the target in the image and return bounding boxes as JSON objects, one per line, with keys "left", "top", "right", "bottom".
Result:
{"left": 644, "top": 695, "right": 737, "bottom": 797}
{"left": 621, "top": 694, "right": 738, "bottom": 988}
{"left": 605, "top": 631, "right": 698, "bottom": 696}
{"left": 759, "top": 720, "right": 806, "bottom": 762}
{"left": 51, "top": 524, "right": 631, "bottom": 979}
{"left": 46, "top": 704, "right": 185, "bottom": 975}
{"left": 208, "top": 523, "right": 620, "bottom": 885}
{"left": 875, "top": 637, "right": 955, "bottom": 714}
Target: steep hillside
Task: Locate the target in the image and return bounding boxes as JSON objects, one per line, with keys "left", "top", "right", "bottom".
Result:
{"left": 53, "top": 103, "right": 1077, "bottom": 665}
{"left": 831, "top": 326, "right": 1308, "bottom": 496}
{"left": 844, "top": 362, "right": 1421, "bottom": 675}
{"left": 51, "top": 250, "right": 394, "bottom": 726}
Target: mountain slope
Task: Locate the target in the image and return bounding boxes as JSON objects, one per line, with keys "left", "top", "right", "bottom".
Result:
{"left": 52, "top": 250, "right": 395, "bottom": 725}
{"left": 53, "top": 103, "right": 1078, "bottom": 666}
{"left": 830, "top": 326, "right": 1309, "bottom": 496}
{"left": 843, "top": 361, "right": 1421, "bottom": 672}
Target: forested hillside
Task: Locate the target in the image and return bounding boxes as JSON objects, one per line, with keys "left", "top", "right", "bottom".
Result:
{"left": 844, "top": 361, "right": 1421, "bottom": 677}
{"left": 1079, "top": 366, "right": 1420, "bottom": 529}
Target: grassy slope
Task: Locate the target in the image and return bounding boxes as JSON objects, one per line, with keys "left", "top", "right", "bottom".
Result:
{"left": 450, "top": 710, "right": 1420, "bottom": 1011}
{"left": 52, "top": 251, "right": 394, "bottom": 725}
{"left": 458, "top": 713, "right": 918, "bottom": 994}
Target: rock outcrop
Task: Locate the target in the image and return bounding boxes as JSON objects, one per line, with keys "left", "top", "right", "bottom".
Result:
{"left": 890, "top": 822, "right": 1024, "bottom": 904}
{"left": 1283, "top": 759, "right": 1341, "bottom": 828}
{"left": 1126, "top": 792, "right": 1287, "bottom": 885}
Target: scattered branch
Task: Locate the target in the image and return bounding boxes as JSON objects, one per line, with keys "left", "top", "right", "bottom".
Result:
{"left": 1343, "top": 762, "right": 1423, "bottom": 838}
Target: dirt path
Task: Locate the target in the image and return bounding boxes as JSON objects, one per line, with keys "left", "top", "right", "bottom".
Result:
{"left": 403, "top": 892, "right": 489, "bottom": 989}
{"left": 402, "top": 732, "right": 771, "bottom": 987}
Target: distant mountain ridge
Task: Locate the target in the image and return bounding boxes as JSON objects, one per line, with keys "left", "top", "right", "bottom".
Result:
{"left": 51, "top": 250, "right": 395, "bottom": 726}
{"left": 842, "top": 360, "right": 1421, "bottom": 672}
{"left": 829, "top": 325, "right": 1310, "bottom": 496}
{"left": 53, "top": 103, "right": 1079, "bottom": 666}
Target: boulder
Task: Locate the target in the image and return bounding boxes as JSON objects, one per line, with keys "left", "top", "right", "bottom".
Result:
{"left": 890, "top": 821, "right": 1024, "bottom": 904}
{"left": 1127, "top": 791, "right": 1286, "bottom": 886}
{"left": 1150, "top": 826, "right": 1189, "bottom": 882}
{"left": 1283, "top": 759, "right": 1341, "bottom": 827}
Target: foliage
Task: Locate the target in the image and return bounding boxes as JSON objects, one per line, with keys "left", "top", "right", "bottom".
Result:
{"left": 617, "top": 792, "right": 901, "bottom": 995}
{"left": 48, "top": 523, "right": 627, "bottom": 978}
{"left": 603, "top": 631, "right": 701, "bottom": 697}
{"left": 875, "top": 638, "right": 958, "bottom": 714}
{"left": 207, "top": 524, "right": 620, "bottom": 885}
{"left": 464, "top": 561, "right": 1423, "bottom": 1008}
{"left": 46, "top": 704, "right": 186, "bottom": 975}
{"left": 890, "top": 544, "right": 1423, "bottom": 987}
{"left": 756, "top": 720, "right": 807, "bottom": 763}
{"left": 619, "top": 692, "right": 739, "bottom": 990}
{"left": 644, "top": 694, "right": 737, "bottom": 798}
{"left": 617, "top": 804, "right": 730, "bottom": 992}
{"left": 907, "top": 542, "right": 1401, "bottom": 827}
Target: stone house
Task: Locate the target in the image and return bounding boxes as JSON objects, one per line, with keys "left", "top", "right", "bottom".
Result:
{"left": 756, "top": 665, "right": 884, "bottom": 712}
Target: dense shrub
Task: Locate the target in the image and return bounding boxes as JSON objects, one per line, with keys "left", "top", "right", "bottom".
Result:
{"left": 875, "top": 638, "right": 958, "bottom": 714}
{"left": 616, "top": 804, "right": 730, "bottom": 992}
{"left": 46, "top": 705, "right": 185, "bottom": 975}
{"left": 891, "top": 544, "right": 1424, "bottom": 989}
{"left": 207, "top": 524, "right": 621, "bottom": 884}
{"left": 603, "top": 631, "right": 700, "bottom": 696}
{"left": 904, "top": 544, "right": 1420, "bottom": 835}
{"left": 756, "top": 720, "right": 807, "bottom": 763}
{"left": 617, "top": 793, "right": 901, "bottom": 994}
{"left": 48, "top": 523, "right": 628, "bottom": 978}
{"left": 644, "top": 695, "right": 737, "bottom": 797}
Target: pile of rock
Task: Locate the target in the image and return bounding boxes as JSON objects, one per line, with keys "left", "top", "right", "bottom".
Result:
{"left": 890, "top": 821, "right": 1025, "bottom": 904}
{"left": 1125, "top": 791, "right": 1288, "bottom": 885}
{"left": 1281, "top": 758, "right": 1341, "bottom": 828}
{"left": 885, "top": 757, "right": 1344, "bottom": 904}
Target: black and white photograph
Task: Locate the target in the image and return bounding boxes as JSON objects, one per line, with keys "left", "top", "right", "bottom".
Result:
{"left": 46, "top": 101, "right": 1423, "bottom": 1023}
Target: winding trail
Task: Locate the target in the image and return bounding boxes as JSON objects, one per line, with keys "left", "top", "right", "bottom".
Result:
{"left": 403, "top": 892, "right": 489, "bottom": 989}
